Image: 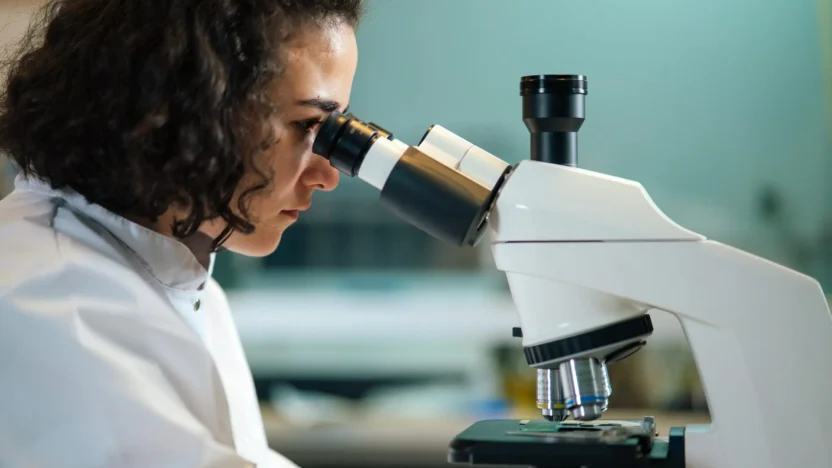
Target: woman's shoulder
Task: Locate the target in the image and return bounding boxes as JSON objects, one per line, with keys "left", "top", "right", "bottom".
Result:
{"left": 0, "top": 189, "right": 208, "bottom": 353}
{"left": 0, "top": 187, "right": 142, "bottom": 294}
{"left": 0, "top": 193, "right": 236, "bottom": 467}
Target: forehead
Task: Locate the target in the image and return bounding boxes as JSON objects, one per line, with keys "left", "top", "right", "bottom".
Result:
{"left": 277, "top": 23, "right": 358, "bottom": 107}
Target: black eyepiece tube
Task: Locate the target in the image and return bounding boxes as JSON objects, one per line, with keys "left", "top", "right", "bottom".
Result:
{"left": 520, "top": 74, "right": 587, "bottom": 167}
{"left": 312, "top": 109, "right": 504, "bottom": 248}
{"left": 313, "top": 110, "right": 388, "bottom": 177}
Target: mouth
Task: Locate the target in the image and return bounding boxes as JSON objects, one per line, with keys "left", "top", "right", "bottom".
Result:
{"left": 280, "top": 204, "right": 311, "bottom": 221}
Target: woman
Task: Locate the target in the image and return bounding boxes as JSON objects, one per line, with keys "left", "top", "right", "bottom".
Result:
{"left": 0, "top": 0, "right": 361, "bottom": 466}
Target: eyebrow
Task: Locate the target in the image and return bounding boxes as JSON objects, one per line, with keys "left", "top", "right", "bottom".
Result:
{"left": 297, "top": 98, "right": 348, "bottom": 113}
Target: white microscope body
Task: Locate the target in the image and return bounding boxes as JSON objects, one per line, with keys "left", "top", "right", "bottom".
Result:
{"left": 311, "top": 75, "right": 832, "bottom": 468}
{"left": 491, "top": 159, "right": 832, "bottom": 468}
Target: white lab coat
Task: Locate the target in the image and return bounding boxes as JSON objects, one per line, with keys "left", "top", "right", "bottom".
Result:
{"left": 0, "top": 176, "right": 298, "bottom": 468}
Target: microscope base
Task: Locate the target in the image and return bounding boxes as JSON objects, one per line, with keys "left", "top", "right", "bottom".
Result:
{"left": 448, "top": 418, "right": 685, "bottom": 468}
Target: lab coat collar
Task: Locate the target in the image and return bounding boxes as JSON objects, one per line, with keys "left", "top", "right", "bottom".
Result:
{"left": 14, "top": 175, "right": 214, "bottom": 292}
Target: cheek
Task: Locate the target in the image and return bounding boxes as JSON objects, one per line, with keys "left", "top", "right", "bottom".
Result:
{"left": 235, "top": 130, "right": 317, "bottom": 219}
{"left": 264, "top": 132, "right": 313, "bottom": 190}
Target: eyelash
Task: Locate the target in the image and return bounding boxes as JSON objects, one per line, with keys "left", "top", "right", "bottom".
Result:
{"left": 295, "top": 118, "right": 322, "bottom": 133}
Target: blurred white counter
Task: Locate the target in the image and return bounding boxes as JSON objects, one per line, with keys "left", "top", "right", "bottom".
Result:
{"left": 227, "top": 280, "right": 691, "bottom": 404}
{"left": 229, "top": 276, "right": 832, "bottom": 356}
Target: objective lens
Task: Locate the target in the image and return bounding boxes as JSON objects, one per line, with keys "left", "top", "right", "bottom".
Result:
{"left": 536, "top": 368, "right": 567, "bottom": 422}
{"left": 558, "top": 357, "right": 611, "bottom": 421}
{"left": 313, "top": 111, "right": 384, "bottom": 177}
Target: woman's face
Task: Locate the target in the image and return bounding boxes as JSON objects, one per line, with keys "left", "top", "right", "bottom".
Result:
{"left": 202, "top": 20, "right": 358, "bottom": 257}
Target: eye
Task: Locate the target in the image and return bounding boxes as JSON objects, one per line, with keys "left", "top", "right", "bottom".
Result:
{"left": 294, "top": 118, "right": 322, "bottom": 133}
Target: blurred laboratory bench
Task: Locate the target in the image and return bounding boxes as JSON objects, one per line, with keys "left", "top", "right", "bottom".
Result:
{"left": 227, "top": 281, "right": 806, "bottom": 466}
{"left": 228, "top": 283, "right": 690, "bottom": 378}
{"left": 261, "top": 406, "right": 711, "bottom": 468}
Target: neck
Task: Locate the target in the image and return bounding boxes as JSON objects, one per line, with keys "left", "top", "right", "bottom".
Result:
{"left": 179, "top": 232, "right": 216, "bottom": 270}
{"left": 128, "top": 211, "right": 216, "bottom": 271}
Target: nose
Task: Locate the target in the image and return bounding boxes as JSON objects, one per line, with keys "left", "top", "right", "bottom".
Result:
{"left": 302, "top": 154, "right": 340, "bottom": 192}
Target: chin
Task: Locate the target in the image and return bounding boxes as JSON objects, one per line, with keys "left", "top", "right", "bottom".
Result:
{"left": 224, "top": 231, "right": 284, "bottom": 258}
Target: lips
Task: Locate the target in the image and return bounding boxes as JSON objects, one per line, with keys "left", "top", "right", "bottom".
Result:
{"left": 281, "top": 204, "right": 310, "bottom": 221}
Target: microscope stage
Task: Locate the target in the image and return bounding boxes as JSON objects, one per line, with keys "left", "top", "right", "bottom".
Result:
{"left": 448, "top": 418, "right": 685, "bottom": 468}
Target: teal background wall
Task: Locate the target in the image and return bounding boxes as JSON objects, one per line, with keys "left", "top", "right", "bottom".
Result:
{"left": 339, "top": 0, "right": 831, "bottom": 264}
{"left": 0, "top": 5, "right": 828, "bottom": 464}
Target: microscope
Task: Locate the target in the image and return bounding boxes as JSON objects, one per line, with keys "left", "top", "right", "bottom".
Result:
{"left": 311, "top": 75, "right": 832, "bottom": 468}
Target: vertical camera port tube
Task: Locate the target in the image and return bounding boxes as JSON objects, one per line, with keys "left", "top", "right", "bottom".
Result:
{"left": 520, "top": 74, "right": 587, "bottom": 166}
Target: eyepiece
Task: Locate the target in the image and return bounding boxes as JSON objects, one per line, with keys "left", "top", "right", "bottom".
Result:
{"left": 312, "top": 111, "right": 348, "bottom": 158}
{"left": 313, "top": 109, "right": 505, "bottom": 248}
{"left": 520, "top": 74, "right": 587, "bottom": 96}
{"left": 365, "top": 121, "right": 394, "bottom": 140}
{"left": 313, "top": 111, "right": 388, "bottom": 177}
{"left": 342, "top": 113, "right": 393, "bottom": 141}
{"left": 520, "top": 74, "right": 587, "bottom": 166}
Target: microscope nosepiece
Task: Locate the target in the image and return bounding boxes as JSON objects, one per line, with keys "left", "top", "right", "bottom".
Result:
{"left": 559, "top": 358, "right": 611, "bottom": 421}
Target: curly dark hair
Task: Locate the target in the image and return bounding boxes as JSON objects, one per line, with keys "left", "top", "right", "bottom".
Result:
{"left": 0, "top": 0, "right": 363, "bottom": 240}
